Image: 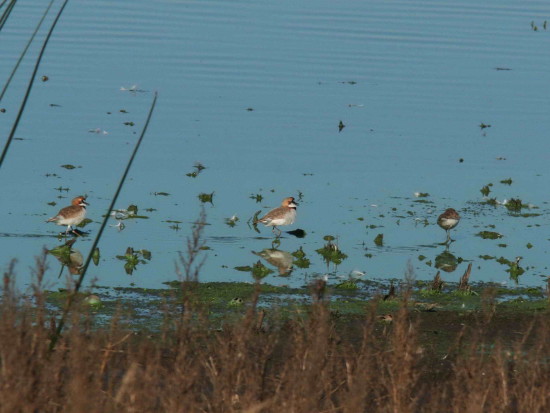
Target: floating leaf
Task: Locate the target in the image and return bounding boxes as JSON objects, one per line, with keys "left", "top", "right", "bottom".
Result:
{"left": 92, "top": 248, "right": 100, "bottom": 266}
{"left": 198, "top": 192, "right": 214, "bottom": 204}
{"left": 476, "top": 231, "right": 503, "bottom": 240}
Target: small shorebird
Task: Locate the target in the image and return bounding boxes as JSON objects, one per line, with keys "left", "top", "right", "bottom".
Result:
{"left": 255, "top": 197, "right": 298, "bottom": 236}
{"left": 437, "top": 208, "right": 460, "bottom": 243}
{"left": 47, "top": 195, "right": 89, "bottom": 235}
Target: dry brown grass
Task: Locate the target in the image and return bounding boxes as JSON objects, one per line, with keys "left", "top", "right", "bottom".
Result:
{"left": 1, "top": 263, "right": 549, "bottom": 413}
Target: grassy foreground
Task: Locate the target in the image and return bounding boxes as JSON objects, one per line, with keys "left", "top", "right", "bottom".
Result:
{"left": 1, "top": 267, "right": 549, "bottom": 412}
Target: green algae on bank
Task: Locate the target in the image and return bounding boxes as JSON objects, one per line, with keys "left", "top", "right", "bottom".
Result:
{"left": 40, "top": 279, "right": 549, "bottom": 332}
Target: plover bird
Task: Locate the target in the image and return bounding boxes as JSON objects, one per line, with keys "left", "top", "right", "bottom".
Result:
{"left": 47, "top": 195, "right": 89, "bottom": 235}
{"left": 437, "top": 208, "right": 460, "bottom": 243}
{"left": 255, "top": 197, "right": 297, "bottom": 237}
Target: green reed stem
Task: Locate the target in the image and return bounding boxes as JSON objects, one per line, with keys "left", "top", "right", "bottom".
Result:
{"left": 48, "top": 92, "right": 158, "bottom": 353}
{"left": 0, "top": 0, "right": 69, "bottom": 170}
{"left": 0, "top": 0, "right": 16, "bottom": 32}
{"left": 0, "top": 0, "right": 56, "bottom": 103}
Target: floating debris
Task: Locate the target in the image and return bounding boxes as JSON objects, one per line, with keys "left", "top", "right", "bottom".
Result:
{"left": 120, "top": 85, "right": 145, "bottom": 93}
{"left": 88, "top": 128, "right": 108, "bottom": 135}
{"left": 41, "top": 75, "right": 49, "bottom": 82}
{"left": 225, "top": 215, "right": 239, "bottom": 227}
{"left": 338, "top": 120, "right": 345, "bottom": 132}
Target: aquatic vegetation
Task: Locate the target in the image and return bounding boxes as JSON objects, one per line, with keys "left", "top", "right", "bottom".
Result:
{"left": 480, "top": 183, "right": 492, "bottom": 196}
{"left": 374, "top": 233, "right": 384, "bottom": 246}
{"left": 500, "top": 178, "right": 513, "bottom": 185}
{"left": 335, "top": 279, "right": 358, "bottom": 290}
{"left": 505, "top": 198, "right": 523, "bottom": 212}
{"left": 496, "top": 256, "right": 525, "bottom": 283}
{"left": 116, "top": 247, "right": 152, "bottom": 275}
{"left": 92, "top": 247, "right": 100, "bottom": 265}
{"left": 153, "top": 191, "right": 170, "bottom": 196}
{"left": 186, "top": 162, "right": 206, "bottom": 178}
{"left": 60, "top": 164, "right": 77, "bottom": 169}
{"left": 479, "top": 122, "right": 491, "bottom": 129}
{"left": 235, "top": 260, "right": 274, "bottom": 280}
{"left": 316, "top": 236, "right": 348, "bottom": 266}
{"left": 291, "top": 247, "right": 310, "bottom": 268}
{"left": 198, "top": 192, "right": 214, "bottom": 204}
{"left": 476, "top": 231, "right": 503, "bottom": 240}
{"left": 338, "top": 120, "right": 345, "bottom": 132}
{"left": 250, "top": 193, "right": 263, "bottom": 203}
{"left": 483, "top": 197, "right": 498, "bottom": 206}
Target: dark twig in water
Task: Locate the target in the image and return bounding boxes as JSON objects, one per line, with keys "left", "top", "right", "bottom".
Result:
{"left": 49, "top": 92, "right": 158, "bottom": 352}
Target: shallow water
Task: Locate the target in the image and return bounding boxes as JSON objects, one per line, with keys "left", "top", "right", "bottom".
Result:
{"left": 1, "top": 0, "right": 550, "bottom": 292}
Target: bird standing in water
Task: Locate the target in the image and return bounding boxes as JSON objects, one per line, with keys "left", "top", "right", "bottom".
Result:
{"left": 437, "top": 208, "right": 460, "bottom": 243}
{"left": 255, "top": 197, "right": 298, "bottom": 237}
{"left": 47, "top": 195, "right": 89, "bottom": 235}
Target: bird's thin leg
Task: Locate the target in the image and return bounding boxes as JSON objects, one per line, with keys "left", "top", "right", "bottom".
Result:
{"left": 446, "top": 230, "right": 451, "bottom": 244}
{"left": 274, "top": 227, "right": 282, "bottom": 238}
